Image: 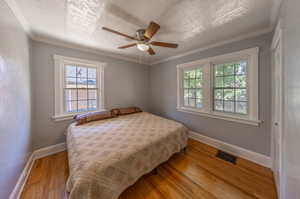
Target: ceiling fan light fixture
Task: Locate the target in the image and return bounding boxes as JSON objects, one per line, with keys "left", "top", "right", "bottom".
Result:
{"left": 137, "top": 43, "right": 149, "bottom": 51}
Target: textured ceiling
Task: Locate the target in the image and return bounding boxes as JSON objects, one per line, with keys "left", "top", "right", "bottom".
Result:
{"left": 14, "top": 0, "right": 275, "bottom": 64}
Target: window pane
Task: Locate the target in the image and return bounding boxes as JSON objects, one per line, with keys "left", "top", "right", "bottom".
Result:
{"left": 88, "top": 68, "right": 97, "bottom": 79}
{"left": 215, "top": 65, "right": 223, "bottom": 76}
{"left": 66, "top": 65, "right": 76, "bottom": 77}
{"left": 66, "top": 101, "right": 77, "bottom": 112}
{"left": 224, "top": 101, "right": 234, "bottom": 112}
{"left": 195, "top": 69, "right": 203, "bottom": 79}
{"left": 235, "top": 89, "right": 247, "bottom": 101}
{"left": 214, "top": 89, "right": 223, "bottom": 100}
{"left": 224, "top": 76, "right": 235, "bottom": 87}
{"left": 88, "top": 78, "right": 97, "bottom": 88}
{"left": 195, "top": 79, "right": 202, "bottom": 88}
{"left": 189, "top": 79, "right": 196, "bottom": 88}
{"left": 65, "top": 89, "right": 77, "bottom": 101}
{"left": 188, "top": 70, "right": 196, "bottom": 79}
{"left": 235, "top": 75, "right": 247, "bottom": 87}
{"left": 196, "top": 89, "right": 202, "bottom": 99}
{"left": 196, "top": 98, "right": 203, "bottom": 108}
{"left": 184, "top": 98, "right": 189, "bottom": 106}
{"left": 224, "top": 63, "right": 235, "bottom": 75}
{"left": 66, "top": 77, "right": 77, "bottom": 88}
{"left": 235, "top": 61, "right": 247, "bottom": 75}
{"left": 77, "top": 78, "right": 87, "bottom": 88}
{"left": 88, "top": 89, "right": 97, "bottom": 100}
{"left": 224, "top": 89, "right": 234, "bottom": 101}
{"left": 88, "top": 100, "right": 97, "bottom": 111}
{"left": 184, "top": 71, "right": 189, "bottom": 79}
{"left": 189, "top": 98, "right": 196, "bottom": 107}
{"left": 78, "top": 100, "right": 88, "bottom": 112}
{"left": 215, "top": 76, "right": 223, "bottom": 87}
{"left": 214, "top": 100, "right": 223, "bottom": 111}
{"left": 184, "top": 80, "right": 189, "bottom": 88}
{"left": 236, "top": 102, "right": 247, "bottom": 114}
{"left": 77, "top": 66, "right": 87, "bottom": 78}
{"left": 184, "top": 89, "right": 189, "bottom": 98}
{"left": 188, "top": 89, "right": 196, "bottom": 98}
{"left": 78, "top": 89, "right": 88, "bottom": 100}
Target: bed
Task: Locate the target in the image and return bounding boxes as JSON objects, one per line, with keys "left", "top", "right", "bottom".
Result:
{"left": 66, "top": 112, "right": 188, "bottom": 199}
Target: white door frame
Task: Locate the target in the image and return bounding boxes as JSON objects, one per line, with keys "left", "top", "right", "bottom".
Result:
{"left": 271, "top": 20, "right": 283, "bottom": 198}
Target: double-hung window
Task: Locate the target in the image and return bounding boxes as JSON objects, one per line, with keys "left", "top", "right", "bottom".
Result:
{"left": 53, "top": 55, "right": 106, "bottom": 121}
{"left": 177, "top": 47, "right": 259, "bottom": 125}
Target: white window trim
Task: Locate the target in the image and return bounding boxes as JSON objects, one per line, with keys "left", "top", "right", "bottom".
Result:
{"left": 177, "top": 47, "right": 261, "bottom": 126}
{"left": 52, "top": 55, "right": 106, "bottom": 121}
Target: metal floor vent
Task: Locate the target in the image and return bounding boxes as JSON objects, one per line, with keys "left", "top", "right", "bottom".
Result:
{"left": 216, "top": 150, "right": 237, "bottom": 164}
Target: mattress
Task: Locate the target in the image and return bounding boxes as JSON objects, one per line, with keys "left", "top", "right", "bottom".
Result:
{"left": 66, "top": 112, "right": 188, "bottom": 199}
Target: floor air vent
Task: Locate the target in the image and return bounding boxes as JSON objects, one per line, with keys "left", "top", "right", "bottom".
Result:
{"left": 216, "top": 150, "right": 237, "bottom": 164}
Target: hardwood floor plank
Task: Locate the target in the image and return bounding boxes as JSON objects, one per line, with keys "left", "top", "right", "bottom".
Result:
{"left": 168, "top": 154, "right": 255, "bottom": 199}
{"left": 159, "top": 164, "right": 217, "bottom": 199}
{"left": 21, "top": 139, "right": 277, "bottom": 199}
{"left": 188, "top": 139, "right": 273, "bottom": 179}
{"left": 185, "top": 147, "right": 277, "bottom": 199}
{"left": 146, "top": 172, "right": 191, "bottom": 199}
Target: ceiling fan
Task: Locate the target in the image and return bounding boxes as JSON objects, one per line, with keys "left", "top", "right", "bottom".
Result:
{"left": 102, "top": 21, "right": 178, "bottom": 55}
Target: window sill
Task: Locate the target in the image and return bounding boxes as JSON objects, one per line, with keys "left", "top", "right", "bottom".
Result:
{"left": 52, "top": 109, "right": 107, "bottom": 122}
{"left": 177, "top": 107, "right": 261, "bottom": 126}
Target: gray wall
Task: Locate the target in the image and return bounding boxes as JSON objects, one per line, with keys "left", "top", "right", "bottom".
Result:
{"left": 31, "top": 40, "right": 150, "bottom": 150}
{"left": 0, "top": 1, "right": 32, "bottom": 198}
{"left": 280, "top": 0, "right": 300, "bottom": 198}
{"left": 149, "top": 33, "right": 272, "bottom": 155}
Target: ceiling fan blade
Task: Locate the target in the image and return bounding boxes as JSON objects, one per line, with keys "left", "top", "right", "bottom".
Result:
{"left": 102, "top": 27, "right": 137, "bottom": 40}
{"left": 118, "top": 43, "right": 137, "bottom": 49}
{"left": 151, "top": 41, "right": 178, "bottom": 48}
{"left": 148, "top": 47, "right": 155, "bottom": 55}
{"left": 144, "top": 22, "right": 160, "bottom": 39}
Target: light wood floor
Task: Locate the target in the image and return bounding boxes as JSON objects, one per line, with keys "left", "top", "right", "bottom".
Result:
{"left": 21, "top": 139, "right": 277, "bottom": 199}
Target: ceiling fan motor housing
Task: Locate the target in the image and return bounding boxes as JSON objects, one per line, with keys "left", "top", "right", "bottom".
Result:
{"left": 136, "top": 29, "right": 147, "bottom": 41}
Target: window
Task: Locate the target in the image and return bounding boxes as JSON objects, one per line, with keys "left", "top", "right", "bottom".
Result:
{"left": 213, "top": 61, "right": 247, "bottom": 114}
{"left": 53, "top": 55, "right": 106, "bottom": 121}
{"left": 177, "top": 47, "right": 259, "bottom": 125}
{"left": 183, "top": 68, "right": 203, "bottom": 108}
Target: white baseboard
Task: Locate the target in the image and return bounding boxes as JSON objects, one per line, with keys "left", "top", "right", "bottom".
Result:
{"left": 32, "top": 143, "right": 66, "bottom": 160}
{"left": 9, "top": 143, "right": 66, "bottom": 199}
{"left": 9, "top": 154, "right": 34, "bottom": 199}
{"left": 189, "top": 131, "right": 272, "bottom": 168}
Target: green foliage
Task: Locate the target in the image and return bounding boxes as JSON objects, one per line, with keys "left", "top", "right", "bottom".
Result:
{"left": 235, "top": 75, "right": 247, "bottom": 87}
{"left": 215, "top": 76, "right": 223, "bottom": 87}
{"left": 215, "top": 65, "right": 223, "bottom": 76}
{"left": 224, "top": 64, "right": 235, "bottom": 75}
{"left": 224, "top": 76, "right": 235, "bottom": 87}
{"left": 235, "top": 89, "right": 247, "bottom": 101}
{"left": 224, "top": 89, "right": 234, "bottom": 100}
{"left": 214, "top": 89, "right": 223, "bottom": 100}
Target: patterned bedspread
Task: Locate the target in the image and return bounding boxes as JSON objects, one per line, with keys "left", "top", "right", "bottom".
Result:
{"left": 66, "top": 112, "right": 188, "bottom": 199}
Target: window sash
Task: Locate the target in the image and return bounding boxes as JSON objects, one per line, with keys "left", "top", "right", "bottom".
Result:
{"left": 63, "top": 64, "right": 99, "bottom": 113}
{"left": 212, "top": 61, "right": 249, "bottom": 115}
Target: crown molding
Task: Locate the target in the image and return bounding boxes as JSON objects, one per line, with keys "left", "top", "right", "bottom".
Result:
{"left": 4, "top": 0, "right": 31, "bottom": 34}
{"left": 31, "top": 34, "right": 150, "bottom": 65}
{"left": 150, "top": 27, "right": 274, "bottom": 65}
